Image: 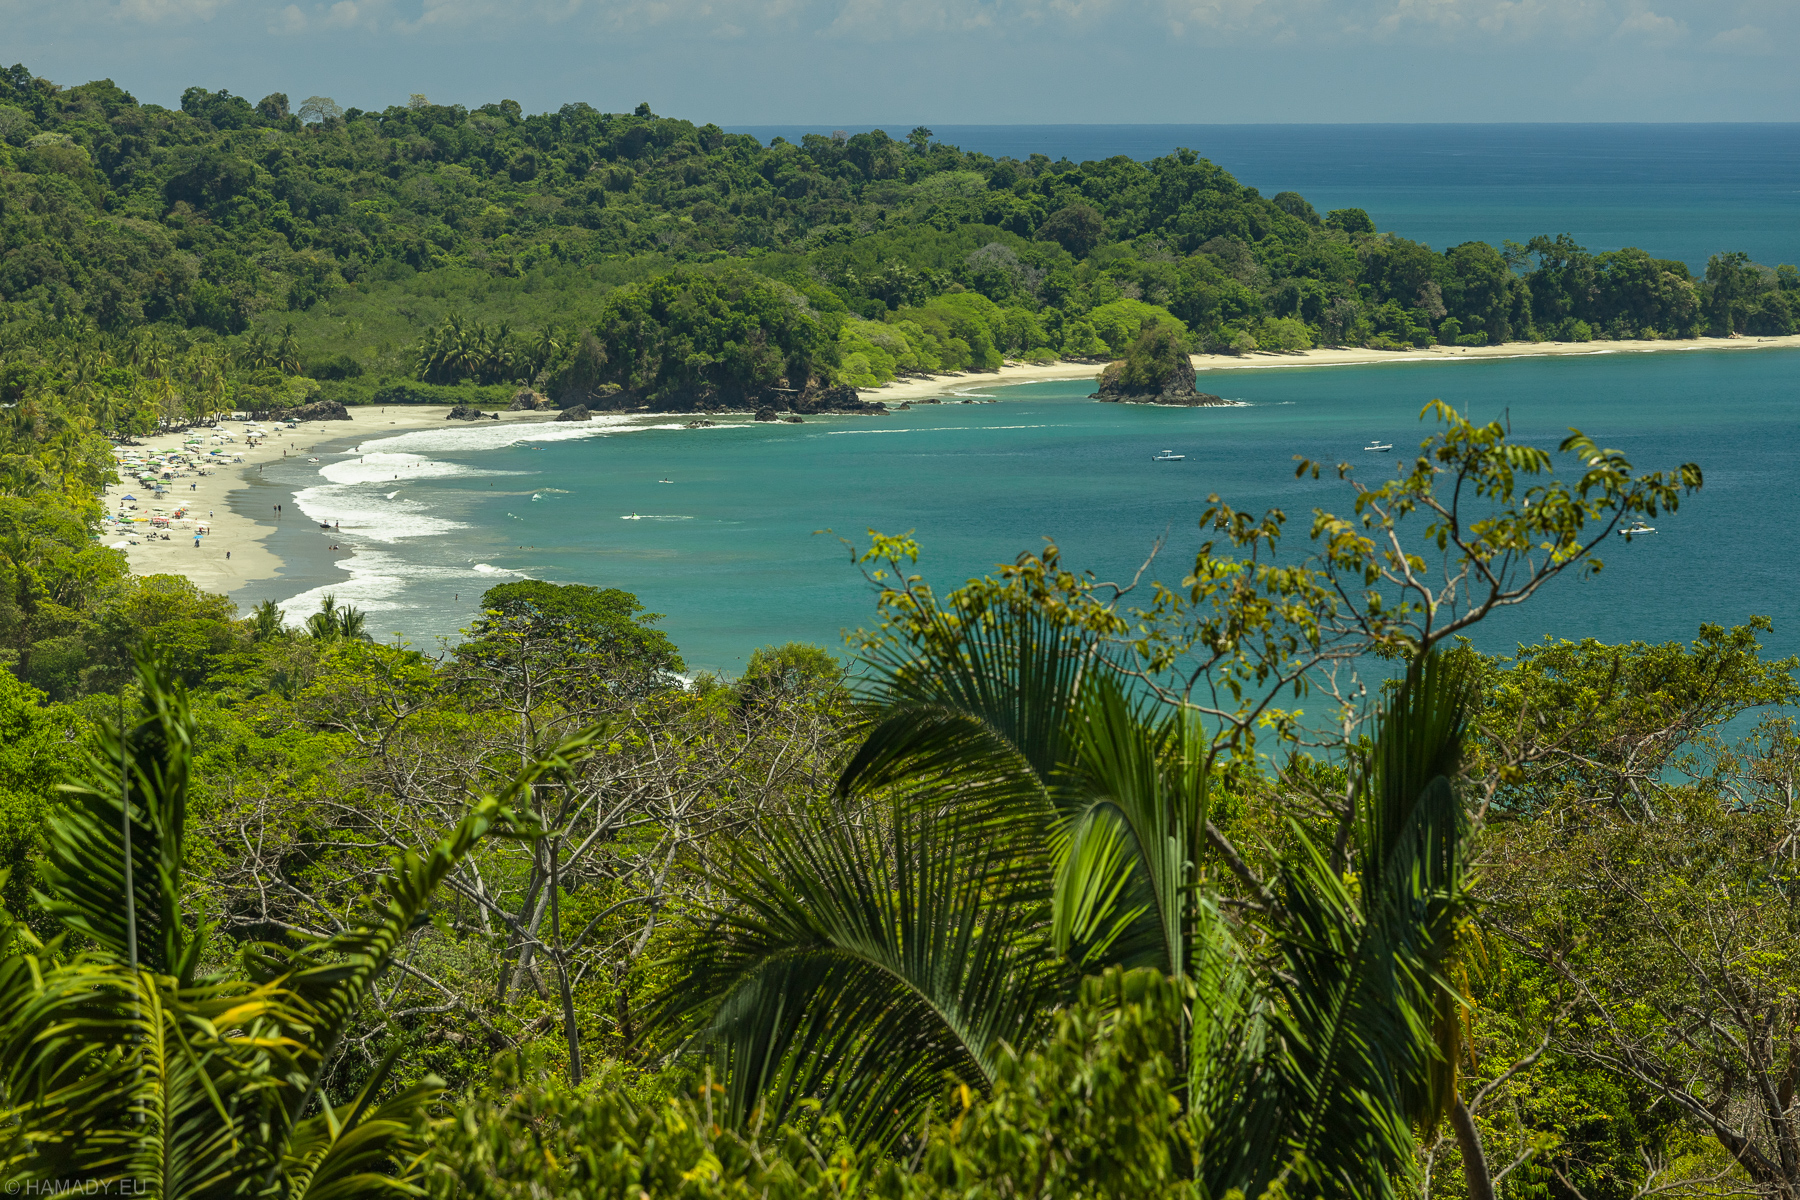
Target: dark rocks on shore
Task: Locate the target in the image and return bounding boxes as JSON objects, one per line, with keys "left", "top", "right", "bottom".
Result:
{"left": 289, "top": 399, "right": 353, "bottom": 421}
{"left": 556, "top": 405, "right": 592, "bottom": 422}
{"left": 509, "top": 389, "right": 553, "bottom": 411}
{"left": 783, "top": 415, "right": 804, "bottom": 423}
{"left": 787, "top": 382, "right": 887, "bottom": 415}
{"left": 754, "top": 406, "right": 779, "bottom": 422}
{"left": 1091, "top": 353, "right": 1229, "bottom": 406}
{"left": 446, "top": 404, "right": 499, "bottom": 421}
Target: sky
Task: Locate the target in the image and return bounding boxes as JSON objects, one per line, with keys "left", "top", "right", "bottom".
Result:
{"left": 2, "top": 0, "right": 1796, "bottom": 125}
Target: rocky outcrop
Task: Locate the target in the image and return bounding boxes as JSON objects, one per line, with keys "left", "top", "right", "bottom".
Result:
{"left": 754, "top": 406, "right": 779, "bottom": 422}
{"left": 289, "top": 399, "right": 352, "bottom": 421}
{"left": 446, "top": 404, "right": 498, "bottom": 421}
{"left": 556, "top": 405, "right": 592, "bottom": 422}
{"left": 786, "top": 383, "right": 888, "bottom": 415}
{"left": 1091, "top": 355, "right": 1228, "bottom": 406}
{"left": 557, "top": 382, "right": 623, "bottom": 410}
{"left": 509, "top": 389, "right": 553, "bottom": 411}
{"left": 783, "top": 415, "right": 804, "bottom": 423}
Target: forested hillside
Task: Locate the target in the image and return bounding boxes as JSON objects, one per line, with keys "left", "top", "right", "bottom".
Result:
{"left": 4, "top": 64, "right": 1798, "bottom": 417}
{"left": 7, "top": 63, "right": 1800, "bottom": 1200}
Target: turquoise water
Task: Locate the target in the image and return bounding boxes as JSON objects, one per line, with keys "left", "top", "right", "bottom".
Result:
{"left": 261, "top": 347, "right": 1800, "bottom": 673}
{"left": 730, "top": 124, "right": 1800, "bottom": 273}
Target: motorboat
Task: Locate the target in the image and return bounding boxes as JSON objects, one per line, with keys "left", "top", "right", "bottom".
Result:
{"left": 1152, "top": 450, "right": 1186, "bottom": 461}
{"left": 621, "top": 513, "right": 644, "bottom": 520}
{"left": 1364, "top": 441, "right": 1394, "bottom": 452}
{"left": 1617, "top": 521, "right": 1657, "bottom": 537}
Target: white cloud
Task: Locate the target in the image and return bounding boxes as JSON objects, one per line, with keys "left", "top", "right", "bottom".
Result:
{"left": 273, "top": 0, "right": 307, "bottom": 27}
{"left": 116, "top": 0, "right": 230, "bottom": 20}
{"left": 1367, "top": 0, "right": 1610, "bottom": 40}
{"left": 1708, "top": 23, "right": 1777, "bottom": 54}
{"left": 1613, "top": 7, "right": 1685, "bottom": 42}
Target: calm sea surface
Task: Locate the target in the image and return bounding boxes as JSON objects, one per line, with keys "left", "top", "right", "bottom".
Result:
{"left": 235, "top": 126, "right": 1800, "bottom": 674}
{"left": 730, "top": 124, "right": 1800, "bottom": 272}
{"left": 246, "top": 347, "right": 1800, "bottom": 676}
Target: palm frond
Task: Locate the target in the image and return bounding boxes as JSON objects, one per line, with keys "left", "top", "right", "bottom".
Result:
{"left": 284, "top": 1046, "right": 438, "bottom": 1200}
{"left": 652, "top": 797, "right": 1059, "bottom": 1148}
{"left": 1357, "top": 652, "right": 1477, "bottom": 1131}
{"left": 840, "top": 600, "right": 1091, "bottom": 840}
{"left": 38, "top": 649, "right": 202, "bottom": 983}
{"left": 1056, "top": 679, "right": 1208, "bottom": 977}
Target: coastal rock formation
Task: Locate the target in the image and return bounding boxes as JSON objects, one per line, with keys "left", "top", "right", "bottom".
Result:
{"left": 446, "top": 404, "right": 498, "bottom": 421}
{"left": 783, "top": 415, "right": 804, "bottom": 423}
{"left": 509, "top": 389, "right": 552, "bottom": 411}
{"left": 754, "top": 406, "right": 779, "bottom": 422}
{"left": 1091, "top": 326, "right": 1229, "bottom": 406}
{"left": 786, "top": 383, "right": 888, "bottom": 415}
{"left": 556, "top": 405, "right": 592, "bottom": 422}
{"left": 289, "top": 400, "right": 352, "bottom": 422}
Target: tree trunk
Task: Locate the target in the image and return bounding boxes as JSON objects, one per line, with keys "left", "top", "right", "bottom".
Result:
{"left": 1452, "top": 1093, "right": 1497, "bottom": 1200}
{"left": 550, "top": 835, "right": 581, "bottom": 1087}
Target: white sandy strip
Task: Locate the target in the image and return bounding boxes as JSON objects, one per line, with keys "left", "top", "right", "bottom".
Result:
{"left": 111, "top": 406, "right": 568, "bottom": 599}
{"left": 865, "top": 333, "right": 1800, "bottom": 402}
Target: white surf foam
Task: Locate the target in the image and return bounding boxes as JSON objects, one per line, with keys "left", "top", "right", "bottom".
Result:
{"left": 278, "top": 548, "right": 529, "bottom": 630}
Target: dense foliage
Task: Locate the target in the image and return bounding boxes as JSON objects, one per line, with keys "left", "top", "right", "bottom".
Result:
{"left": 4, "top": 60, "right": 1800, "bottom": 1200}
{"left": 5, "top": 64, "right": 1798, "bottom": 418}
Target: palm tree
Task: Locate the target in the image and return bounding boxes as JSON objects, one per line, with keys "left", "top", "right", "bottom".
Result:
{"left": 652, "top": 598, "right": 1484, "bottom": 1197}
{"left": 0, "top": 653, "right": 603, "bottom": 1197}
{"left": 305, "top": 593, "right": 371, "bottom": 642}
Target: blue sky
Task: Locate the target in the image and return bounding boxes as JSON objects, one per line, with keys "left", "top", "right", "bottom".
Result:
{"left": 3, "top": 0, "right": 1795, "bottom": 124}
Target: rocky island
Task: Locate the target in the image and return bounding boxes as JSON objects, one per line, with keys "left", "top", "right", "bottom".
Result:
{"left": 1091, "top": 325, "right": 1230, "bottom": 407}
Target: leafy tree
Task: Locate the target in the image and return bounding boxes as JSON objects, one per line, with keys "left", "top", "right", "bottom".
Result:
{"left": 1037, "top": 203, "right": 1106, "bottom": 258}
{"left": 0, "top": 652, "right": 605, "bottom": 1198}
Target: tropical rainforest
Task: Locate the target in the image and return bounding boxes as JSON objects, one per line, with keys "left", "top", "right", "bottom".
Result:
{"left": 4, "top": 64, "right": 1800, "bottom": 417}
{"left": 4, "top": 62, "right": 1800, "bottom": 1200}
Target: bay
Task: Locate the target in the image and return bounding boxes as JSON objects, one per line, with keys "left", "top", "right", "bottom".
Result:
{"left": 255, "top": 347, "right": 1800, "bottom": 675}
{"left": 727, "top": 124, "right": 1800, "bottom": 273}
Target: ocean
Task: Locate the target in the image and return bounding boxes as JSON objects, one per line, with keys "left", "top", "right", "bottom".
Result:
{"left": 242, "top": 346, "right": 1800, "bottom": 676}
{"left": 731, "top": 123, "right": 1800, "bottom": 273}
{"left": 233, "top": 125, "right": 1800, "bottom": 676}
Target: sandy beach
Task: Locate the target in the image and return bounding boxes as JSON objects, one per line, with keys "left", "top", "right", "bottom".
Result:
{"left": 110, "top": 406, "right": 562, "bottom": 600}
{"left": 112, "top": 330, "right": 1800, "bottom": 607}
{"left": 867, "top": 333, "right": 1800, "bottom": 401}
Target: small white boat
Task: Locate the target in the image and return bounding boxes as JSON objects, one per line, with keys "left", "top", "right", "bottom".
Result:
{"left": 621, "top": 513, "right": 643, "bottom": 520}
{"left": 1618, "top": 522, "right": 1657, "bottom": 537}
{"left": 1152, "top": 450, "right": 1186, "bottom": 461}
{"left": 1365, "top": 441, "right": 1393, "bottom": 452}
{"left": 658, "top": 478, "right": 673, "bottom": 484}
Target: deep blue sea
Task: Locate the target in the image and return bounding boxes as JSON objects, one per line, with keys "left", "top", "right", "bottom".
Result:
{"left": 234, "top": 126, "right": 1800, "bottom": 679}
{"left": 730, "top": 124, "right": 1800, "bottom": 273}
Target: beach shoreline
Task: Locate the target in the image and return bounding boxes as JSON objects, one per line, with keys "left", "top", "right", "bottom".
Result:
{"left": 117, "top": 331, "right": 1800, "bottom": 608}
{"left": 113, "top": 406, "right": 563, "bottom": 602}
{"left": 865, "top": 333, "right": 1800, "bottom": 401}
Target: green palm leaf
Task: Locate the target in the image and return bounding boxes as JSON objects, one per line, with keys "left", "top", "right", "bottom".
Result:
{"left": 38, "top": 650, "right": 202, "bottom": 982}
{"left": 4, "top": 654, "right": 607, "bottom": 1200}
{"left": 653, "top": 796, "right": 1059, "bottom": 1148}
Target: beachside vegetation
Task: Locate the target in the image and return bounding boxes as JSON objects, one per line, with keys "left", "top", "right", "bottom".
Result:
{"left": 5, "top": 61, "right": 1800, "bottom": 1200}
{"left": 4, "top": 401, "right": 1787, "bottom": 1200}
{"left": 3, "top": 64, "right": 1798, "bottom": 416}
